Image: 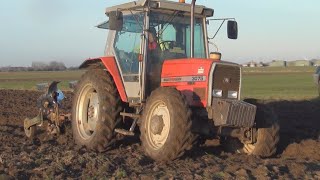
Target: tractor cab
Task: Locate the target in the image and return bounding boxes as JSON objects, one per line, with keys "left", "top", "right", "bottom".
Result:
{"left": 97, "top": 0, "right": 237, "bottom": 103}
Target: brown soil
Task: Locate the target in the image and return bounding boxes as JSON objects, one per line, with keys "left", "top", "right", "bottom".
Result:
{"left": 0, "top": 90, "right": 319, "bottom": 179}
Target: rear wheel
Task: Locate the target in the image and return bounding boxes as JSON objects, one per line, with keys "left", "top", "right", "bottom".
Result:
{"left": 140, "top": 87, "right": 195, "bottom": 161}
{"left": 72, "top": 69, "right": 122, "bottom": 152}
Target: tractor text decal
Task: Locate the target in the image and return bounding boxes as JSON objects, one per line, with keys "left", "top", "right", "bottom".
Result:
{"left": 161, "top": 76, "right": 206, "bottom": 83}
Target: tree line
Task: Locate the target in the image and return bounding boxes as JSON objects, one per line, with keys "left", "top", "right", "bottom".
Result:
{"left": 0, "top": 61, "right": 78, "bottom": 72}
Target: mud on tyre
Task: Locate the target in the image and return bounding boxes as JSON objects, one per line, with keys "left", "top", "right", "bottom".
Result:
{"left": 72, "top": 69, "right": 122, "bottom": 152}
{"left": 140, "top": 87, "right": 195, "bottom": 161}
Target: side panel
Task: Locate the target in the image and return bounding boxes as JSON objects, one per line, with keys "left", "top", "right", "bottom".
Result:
{"left": 80, "top": 57, "right": 128, "bottom": 102}
{"left": 161, "top": 58, "right": 216, "bottom": 107}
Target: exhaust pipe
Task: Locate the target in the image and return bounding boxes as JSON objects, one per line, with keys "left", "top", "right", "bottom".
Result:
{"left": 190, "top": 0, "right": 196, "bottom": 58}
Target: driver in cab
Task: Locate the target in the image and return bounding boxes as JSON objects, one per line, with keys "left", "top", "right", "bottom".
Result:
{"left": 147, "top": 27, "right": 162, "bottom": 95}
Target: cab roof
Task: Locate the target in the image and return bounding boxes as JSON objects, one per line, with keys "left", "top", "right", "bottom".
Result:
{"left": 105, "top": 0, "right": 214, "bottom": 17}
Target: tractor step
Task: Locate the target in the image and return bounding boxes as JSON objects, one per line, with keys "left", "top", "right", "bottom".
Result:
{"left": 115, "top": 128, "right": 135, "bottom": 136}
{"left": 120, "top": 112, "right": 141, "bottom": 119}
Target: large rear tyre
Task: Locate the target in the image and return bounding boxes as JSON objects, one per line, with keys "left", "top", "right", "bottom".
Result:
{"left": 242, "top": 99, "right": 280, "bottom": 157}
{"left": 140, "top": 87, "right": 195, "bottom": 161}
{"left": 72, "top": 69, "right": 122, "bottom": 152}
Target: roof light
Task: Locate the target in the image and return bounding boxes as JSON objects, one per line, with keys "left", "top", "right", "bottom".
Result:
{"left": 179, "top": 0, "right": 186, "bottom": 3}
{"left": 149, "top": 2, "right": 159, "bottom": 8}
{"left": 203, "top": 9, "right": 214, "bottom": 17}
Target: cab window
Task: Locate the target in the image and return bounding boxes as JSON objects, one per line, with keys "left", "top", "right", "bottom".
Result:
{"left": 150, "top": 11, "right": 206, "bottom": 61}
{"left": 114, "top": 13, "right": 143, "bottom": 76}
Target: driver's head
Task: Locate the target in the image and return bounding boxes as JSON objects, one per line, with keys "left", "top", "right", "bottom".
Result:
{"left": 148, "top": 27, "right": 157, "bottom": 43}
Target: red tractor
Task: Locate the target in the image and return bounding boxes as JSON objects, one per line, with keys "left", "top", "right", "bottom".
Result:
{"left": 72, "top": 0, "right": 279, "bottom": 161}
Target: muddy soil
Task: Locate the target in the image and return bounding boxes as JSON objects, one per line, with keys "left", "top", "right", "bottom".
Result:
{"left": 0, "top": 90, "right": 319, "bottom": 179}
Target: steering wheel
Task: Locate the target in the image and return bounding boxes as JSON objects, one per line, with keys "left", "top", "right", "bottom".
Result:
{"left": 158, "top": 41, "right": 175, "bottom": 51}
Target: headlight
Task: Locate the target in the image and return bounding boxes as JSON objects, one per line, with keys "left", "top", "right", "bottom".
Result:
{"left": 213, "top": 89, "right": 223, "bottom": 97}
{"left": 228, "top": 91, "right": 238, "bottom": 99}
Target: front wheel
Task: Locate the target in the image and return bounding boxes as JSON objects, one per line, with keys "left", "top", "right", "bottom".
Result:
{"left": 140, "top": 87, "right": 195, "bottom": 161}
{"left": 242, "top": 99, "right": 280, "bottom": 157}
{"left": 220, "top": 99, "right": 280, "bottom": 158}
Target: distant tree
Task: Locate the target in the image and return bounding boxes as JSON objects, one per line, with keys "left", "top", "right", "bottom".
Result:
{"left": 32, "top": 62, "right": 48, "bottom": 71}
{"left": 68, "top": 66, "right": 79, "bottom": 70}
{"left": 31, "top": 61, "right": 66, "bottom": 71}
{"left": 48, "top": 61, "right": 67, "bottom": 71}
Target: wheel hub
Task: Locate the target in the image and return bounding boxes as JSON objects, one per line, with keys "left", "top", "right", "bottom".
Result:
{"left": 150, "top": 115, "right": 164, "bottom": 135}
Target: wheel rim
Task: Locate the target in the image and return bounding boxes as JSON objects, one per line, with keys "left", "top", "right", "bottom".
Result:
{"left": 146, "top": 100, "right": 171, "bottom": 150}
{"left": 76, "top": 83, "right": 99, "bottom": 140}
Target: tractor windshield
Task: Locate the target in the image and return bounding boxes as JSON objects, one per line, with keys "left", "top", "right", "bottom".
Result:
{"left": 150, "top": 11, "right": 206, "bottom": 60}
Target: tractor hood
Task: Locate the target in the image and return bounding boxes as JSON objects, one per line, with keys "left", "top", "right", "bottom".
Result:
{"left": 161, "top": 58, "right": 241, "bottom": 107}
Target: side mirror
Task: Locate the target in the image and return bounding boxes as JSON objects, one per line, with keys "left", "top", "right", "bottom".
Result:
{"left": 108, "top": 11, "right": 123, "bottom": 31}
{"left": 227, "top": 20, "right": 238, "bottom": 39}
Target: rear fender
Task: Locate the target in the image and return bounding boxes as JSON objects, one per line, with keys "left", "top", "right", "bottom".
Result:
{"left": 79, "top": 57, "right": 128, "bottom": 102}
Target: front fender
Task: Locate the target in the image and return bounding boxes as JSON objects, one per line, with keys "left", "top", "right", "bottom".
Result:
{"left": 80, "top": 57, "right": 128, "bottom": 102}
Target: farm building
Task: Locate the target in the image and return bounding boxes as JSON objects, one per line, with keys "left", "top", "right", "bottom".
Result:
{"left": 268, "top": 60, "right": 287, "bottom": 67}
{"left": 311, "top": 59, "right": 320, "bottom": 66}
{"left": 242, "top": 61, "right": 258, "bottom": 67}
{"left": 287, "top": 60, "right": 311, "bottom": 67}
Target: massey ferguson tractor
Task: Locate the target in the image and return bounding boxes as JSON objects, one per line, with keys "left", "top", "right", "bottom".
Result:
{"left": 25, "top": 0, "right": 280, "bottom": 162}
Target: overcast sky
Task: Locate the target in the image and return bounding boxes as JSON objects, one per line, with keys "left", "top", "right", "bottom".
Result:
{"left": 0, "top": 0, "right": 319, "bottom": 67}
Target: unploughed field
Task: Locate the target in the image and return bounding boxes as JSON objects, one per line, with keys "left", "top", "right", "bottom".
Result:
{"left": 0, "top": 66, "right": 318, "bottom": 99}
{"left": 0, "top": 67, "right": 319, "bottom": 179}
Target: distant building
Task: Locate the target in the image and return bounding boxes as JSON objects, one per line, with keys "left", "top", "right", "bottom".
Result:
{"left": 258, "top": 62, "right": 268, "bottom": 67}
{"left": 268, "top": 60, "right": 286, "bottom": 67}
{"left": 249, "top": 61, "right": 257, "bottom": 67}
{"left": 242, "top": 61, "right": 259, "bottom": 67}
{"left": 311, "top": 59, "right": 320, "bottom": 66}
{"left": 287, "top": 60, "right": 311, "bottom": 67}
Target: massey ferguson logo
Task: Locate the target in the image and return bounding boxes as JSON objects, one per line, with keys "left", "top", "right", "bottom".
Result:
{"left": 223, "top": 77, "right": 231, "bottom": 84}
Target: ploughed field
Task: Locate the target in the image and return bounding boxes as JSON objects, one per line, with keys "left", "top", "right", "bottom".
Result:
{"left": 0, "top": 90, "right": 320, "bottom": 179}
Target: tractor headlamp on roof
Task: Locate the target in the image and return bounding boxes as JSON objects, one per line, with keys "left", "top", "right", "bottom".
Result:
{"left": 149, "top": 1, "right": 159, "bottom": 8}
{"left": 203, "top": 9, "right": 214, "bottom": 17}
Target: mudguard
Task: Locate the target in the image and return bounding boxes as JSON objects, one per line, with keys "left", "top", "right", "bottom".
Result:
{"left": 79, "top": 57, "right": 128, "bottom": 102}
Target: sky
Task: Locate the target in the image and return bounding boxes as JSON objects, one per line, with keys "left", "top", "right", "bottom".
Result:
{"left": 0, "top": 0, "right": 319, "bottom": 67}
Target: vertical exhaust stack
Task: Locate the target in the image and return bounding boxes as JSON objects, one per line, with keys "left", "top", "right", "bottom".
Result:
{"left": 190, "top": 0, "right": 196, "bottom": 58}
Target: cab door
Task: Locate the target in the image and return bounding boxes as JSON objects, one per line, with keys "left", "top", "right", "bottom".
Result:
{"left": 112, "top": 13, "right": 144, "bottom": 103}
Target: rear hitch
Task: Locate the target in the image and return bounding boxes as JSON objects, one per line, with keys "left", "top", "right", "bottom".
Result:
{"left": 24, "top": 81, "right": 71, "bottom": 138}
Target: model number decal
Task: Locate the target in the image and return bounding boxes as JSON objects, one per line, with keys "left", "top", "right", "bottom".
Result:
{"left": 192, "top": 76, "right": 205, "bottom": 81}
{"left": 162, "top": 76, "right": 206, "bottom": 83}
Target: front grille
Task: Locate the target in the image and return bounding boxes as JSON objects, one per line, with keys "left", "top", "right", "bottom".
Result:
{"left": 212, "top": 64, "right": 240, "bottom": 99}
{"left": 212, "top": 99, "right": 256, "bottom": 127}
